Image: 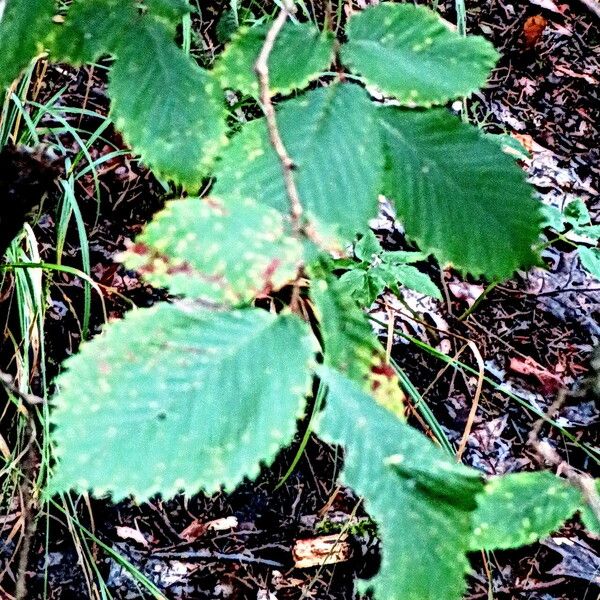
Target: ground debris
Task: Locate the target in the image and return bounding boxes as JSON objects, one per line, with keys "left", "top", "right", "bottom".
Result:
{"left": 543, "top": 536, "right": 600, "bottom": 585}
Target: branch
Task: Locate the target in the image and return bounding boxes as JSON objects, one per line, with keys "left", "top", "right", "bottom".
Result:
{"left": 0, "top": 371, "right": 43, "bottom": 599}
{"left": 254, "top": 0, "right": 304, "bottom": 236}
{"left": 14, "top": 418, "right": 38, "bottom": 600}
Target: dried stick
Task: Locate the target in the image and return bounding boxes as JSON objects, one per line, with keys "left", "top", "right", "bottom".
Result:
{"left": 254, "top": 0, "right": 304, "bottom": 235}
{"left": 528, "top": 390, "right": 600, "bottom": 524}
{"left": 14, "top": 414, "right": 39, "bottom": 600}
{"left": 0, "top": 374, "right": 42, "bottom": 599}
{"left": 456, "top": 341, "right": 484, "bottom": 461}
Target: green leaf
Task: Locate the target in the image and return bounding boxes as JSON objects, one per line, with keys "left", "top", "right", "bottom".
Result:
{"left": 485, "top": 132, "right": 531, "bottom": 161}
{"left": 564, "top": 198, "right": 590, "bottom": 227}
{"left": 565, "top": 200, "right": 600, "bottom": 239}
{"left": 109, "top": 21, "right": 227, "bottom": 189}
{"left": 142, "top": 0, "right": 191, "bottom": 23}
{"left": 578, "top": 247, "right": 600, "bottom": 279}
{"left": 214, "top": 21, "right": 335, "bottom": 96}
{"left": 338, "top": 268, "right": 384, "bottom": 307}
{"left": 541, "top": 204, "right": 565, "bottom": 232}
{"left": 213, "top": 83, "right": 382, "bottom": 242}
{"left": 579, "top": 480, "right": 600, "bottom": 535}
{"left": 354, "top": 230, "right": 382, "bottom": 262}
{"left": 341, "top": 3, "right": 499, "bottom": 106}
{"left": 49, "top": 305, "right": 316, "bottom": 500}
{"left": 310, "top": 277, "right": 378, "bottom": 382}
{"left": 378, "top": 263, "right": 442, "bottom": 299}
{"left": 470, "top": 472, "right": 581, "bottom": 551}
{"left": 381, "top": 108, "right": 541, "bottom": 278}
{"left": 50, "top": 0, "right": 136, "bottom": 64}
{"left": 50, "top": 0, "right": 191, "bottom": 64}
{"left": 0, "top": 0, "right": 54, "bottom": 89}
{"left": 574, "top": 225, "right": 600, "bottom": 240}
{"left": 318, "top": 368, "right": 484, "bottom": 600}
{"left": 381, "top": 250, "right": 428, "bottom": 264}
{"left": 120, "top": 197, "right": 303, "bottom": 305}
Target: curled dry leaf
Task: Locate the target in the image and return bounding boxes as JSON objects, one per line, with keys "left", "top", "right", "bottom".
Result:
{"left": 115, "top": 525, "right": 149, "bottom": 547}
{"left": 509, "top": 356, "right": 564, "bottom": 393}
{"left": 523, "top": 15, "right": 549, "bottom": 47}
{"left": 180, "top": 515, "right": 238, "bottom": 542}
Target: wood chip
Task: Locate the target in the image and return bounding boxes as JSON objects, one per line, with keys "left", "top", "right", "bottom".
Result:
{"left": 292, "top": 533, "right": 352, "bottom": 569}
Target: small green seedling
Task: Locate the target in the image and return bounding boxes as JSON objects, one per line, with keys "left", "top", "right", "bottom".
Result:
{"left": 542, "top": 198, "right": 600, "bottom": 279}
{"left": 335, "top": 230, "right": 442, "bottom": 307}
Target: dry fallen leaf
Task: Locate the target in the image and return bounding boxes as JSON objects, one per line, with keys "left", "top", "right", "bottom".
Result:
{"left": 206, "top": 515, "right": 238, "bottom": 532}
{"left": 512, "top": 133, "right": 535, "bottom": 154}
{"left": 179, "top": 520, "right": 207, "bottom": 542}
{"left": 179, "top": 515, "right": 238, "bottom": 541}
{"left": 529, "top": 0, "right": 565, "bottom": 13}
{"left": 116, "top": 525, "right": 149, "bottom": 547}
{"left": 523, "top": 15, "right": 549, "bottom": 47}
{"left": 509, "top": 356, "right": 563, "bottom": 393}
{"left": 448, "top": 280, "right": 485, "bottom": 307}
{"left": 544, "top": 537, "right": 600, "bottom": 584}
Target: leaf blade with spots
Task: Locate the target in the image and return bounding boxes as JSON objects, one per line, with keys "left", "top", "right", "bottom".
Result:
{"left": 108, "top": 20, "right": 227, "bottom": 190}
{"left": 49, "top": 305, "right": 316, "bottom": 500}
{"left": 380, "top": 107, "right": 542, "bottom": 278}
{"left": 341, "top": 3, "right": 499, "bottom": 106}
{"left": 0, "top": 0, "right": 55, "bottom": 90}
{"left": 213, "top": 82, "right": 383, "bottom": 242}
{"left": 317, "top": 368, "right": 484, "bottom": 600}
{"left": 49, "top": 0, "right": 136, "bottom": 64}
{"left": 120, "top": 197, "right": 303, "bottom": 306}
{"left": 214, "top": 21, "right": 335, "bottom": 96}
{"left": 143, "top": 0, "right": 191, "bottom": 24}
{"left": 469, "top": 472, "right": 582, "bottom": 551}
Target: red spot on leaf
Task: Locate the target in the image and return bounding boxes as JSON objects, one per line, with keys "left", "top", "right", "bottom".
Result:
{"left": 130, "top": 242, "right": 150, "bottom": 255}
{"left": 257, "top": 259, "right": 282, "bottom": 297}
{"left": 371, "top": 362, "right": 395, "bottom": 379}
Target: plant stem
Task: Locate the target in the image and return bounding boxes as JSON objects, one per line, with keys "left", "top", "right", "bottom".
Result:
{"left": 14, "top": 412, "right": 38, "bottom": 600}
{"left": 457, "top": 279, "right": 498, "bottom": 321}
{"left": 254, "top": 0, "right": 304, "bottom": 236}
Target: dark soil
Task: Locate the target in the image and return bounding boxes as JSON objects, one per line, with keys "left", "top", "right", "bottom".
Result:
{"left": 1, "top": 1, "right": 599, "bottom": 599}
